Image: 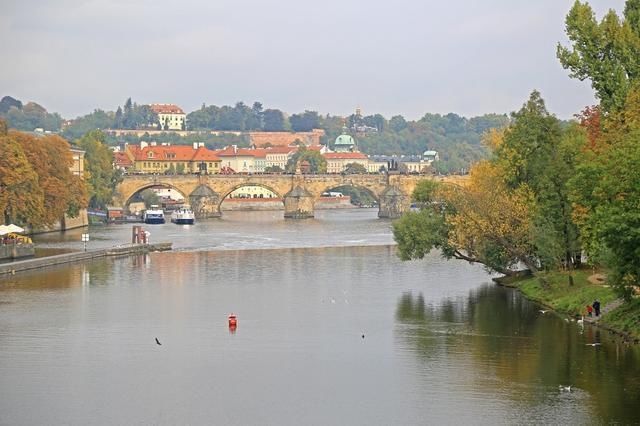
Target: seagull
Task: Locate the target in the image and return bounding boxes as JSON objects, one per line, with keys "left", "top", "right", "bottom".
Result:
{"left": 559, "top": 385, "right": 572, "bottom": 392}
{"left": 155, "top": 337, "right": 162, "bottom": 346}
{"left": 539, "top": 310, "right": 548, "bottom": 314}
{"left": 586, "top": 342, "right": 601, "bottom": 347}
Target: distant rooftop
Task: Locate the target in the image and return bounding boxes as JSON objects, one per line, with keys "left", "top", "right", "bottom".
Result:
{"left": 149, "top": 104, "right": 185, "bottom": 115}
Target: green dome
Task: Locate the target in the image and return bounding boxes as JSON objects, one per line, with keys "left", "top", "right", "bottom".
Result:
{"left": 334, "top": 134, "right": 355, "bottom": 146}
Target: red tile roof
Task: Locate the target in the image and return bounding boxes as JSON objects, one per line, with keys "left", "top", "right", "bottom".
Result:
{"left": 264, "top": 146, "right": 297, "bottom": 154}
{"left": 149, "top": 104, "right": 185, "bottom": 114}
{"left": 113, "top": 151, "right": 133, "bottom": 167}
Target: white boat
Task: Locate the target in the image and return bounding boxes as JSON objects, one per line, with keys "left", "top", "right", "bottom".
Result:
{"left": 171, "top": 207, "right": 195, "bottom": 225}
{"left": 143, "top": 205, "right": 165, "bottom": 224}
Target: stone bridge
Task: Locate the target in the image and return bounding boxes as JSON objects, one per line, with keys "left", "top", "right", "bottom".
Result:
{"left": 114, "top": 174, "right": 465, "bottom": 219}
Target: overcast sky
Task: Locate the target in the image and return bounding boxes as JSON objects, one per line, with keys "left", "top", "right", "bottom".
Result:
{"left": 1, "top": 0, "right": 626, "bottom": 120}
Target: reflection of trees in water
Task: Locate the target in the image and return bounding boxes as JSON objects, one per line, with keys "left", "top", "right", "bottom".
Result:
{"left": 395, "top": 286, "right": 640, "bottom": 422}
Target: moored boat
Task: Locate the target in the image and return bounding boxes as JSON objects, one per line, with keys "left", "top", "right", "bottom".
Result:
{"left": 171, "top": 207, "right": 195, "bottom": 225}
{"left": 143, "top": 205, "right": 165, "bottom": 224}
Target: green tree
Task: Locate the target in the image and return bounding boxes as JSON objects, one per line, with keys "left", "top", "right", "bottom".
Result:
{"left": 342, "top": 162, "right": 367, "bottom": 174}
{"left": 569, "top": 86, "right": 640, "bottom": 298}
{"left": 141, "top": 189, "right": 160, "bottom": 208}
{"left": 557, "top": 0, "right": 640, "bottom": 112}
{"left": 76, "top": 130, "right": 120, "bottom": 209}
{"left": 285, "top": 146, "right": 327, "bottom": 173}
{"left": 262, "top": 109, "right": 285, "bottom": 131}
{"left": 264, "top": 165, "right": 284, "bottom": 173}
{"left": 164, "top": 164, "right": 176, "bottom": 175}
{"left": 495, "top": 91, "right": 583, "bottom": 270}
{"left": 389, "top": 115, "right": 408, "bottom": 132}
{"left": 289, "top": 111, "right": 320, "bottom": 132}
{"left": 62, "top": 109, "right": 115, "bottom": 140}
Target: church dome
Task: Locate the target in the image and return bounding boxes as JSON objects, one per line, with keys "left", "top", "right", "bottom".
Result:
{"left": 334, "top": 134, "right": 355, "bottom": 146}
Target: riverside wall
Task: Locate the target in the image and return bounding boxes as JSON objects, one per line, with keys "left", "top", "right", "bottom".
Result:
{"left": 0, "top": 243, "right": 171, "bottom": 276}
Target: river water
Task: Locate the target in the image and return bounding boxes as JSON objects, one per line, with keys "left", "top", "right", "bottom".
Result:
{"left": 1, "top": 210, "right": 639, "bottom": 425}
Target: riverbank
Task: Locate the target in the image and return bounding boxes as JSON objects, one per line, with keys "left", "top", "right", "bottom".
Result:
{"left": 495, "top": 269, "right": 640, "bottom": 341}
{"left": 0, "top": 242, "right": 172, "bottom": 276}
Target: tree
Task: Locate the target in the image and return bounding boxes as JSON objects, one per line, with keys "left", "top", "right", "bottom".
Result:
{"left": 262, "top": 109, "right": 285, "bottom": 131}
{"left": 289, "top": 111, "right": 320, "bottom": 132}
{"left": 0, "top": 96, "right": 22, "bottom": 114}
{"left": 394, "top": 163, "right": 537, "bottom": 275}
{"left": 343, "top": 162, "right": 367, "bottom": 174}
{"left": 557, "top": 0, "right": 640, "bottom": 112}
{"left": 114, "top": 106, "right": 123, "bottom": 129}
{"left": 76, "top": 130, "right": 120, "bottom": 209}
{"left": 13, "top": 132, "right": 87, "bottom": 224}
{"left": 495, "top": 91, "right": 583, "bottom": 270}
{"left": 62, "top": 109, "right": 114, "bottom": 140}
{"left": 569, "top": 85, "right": 640, "bottom": 298}
{"left": 140, "top": 189, "right": 160, "bottom": 208}
{"left": 285, "top": 146, "right": 327, "bottom": 173}
{"left": 165, "top": 164, "right": 176, "bottom": 175}
{"left": 0, "top": 131, "right": 44, "bottom": 227}
{"left": 389, "top": 115, "right": 408, "bottom": 132}
{"left": 123, "top": 97, "right": 134, "bottom": 129}
{"left": 394, "top": 92, "right": 586, "bottom": 276}
{"left": 264, "top": 165, "right": 283, "bottom": 173}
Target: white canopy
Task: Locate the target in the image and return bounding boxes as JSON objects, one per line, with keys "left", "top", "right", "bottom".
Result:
{"left": 6, "top": 224, "right": 24, "bottom": 233}
{"left": 1, "top": 224, "right": 24, "bottom": 234}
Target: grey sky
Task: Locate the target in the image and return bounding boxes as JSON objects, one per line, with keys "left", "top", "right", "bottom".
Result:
{"left": 1, "top": 0, "right": 626, "bottom": 119}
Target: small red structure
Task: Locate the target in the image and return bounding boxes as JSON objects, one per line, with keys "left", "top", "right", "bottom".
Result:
{"left": 228, "top": 313, "right": 237, "bottom": 327}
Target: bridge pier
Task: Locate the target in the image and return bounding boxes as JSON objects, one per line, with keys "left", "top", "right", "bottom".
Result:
{"left": 284, "top": 186, "right": 315, "bottom": 219}
{"left": 189, "top": 185, "right": 222, "bottom": 219}
{"left": 378, "top": 186, "right": 409, "bottom": 219}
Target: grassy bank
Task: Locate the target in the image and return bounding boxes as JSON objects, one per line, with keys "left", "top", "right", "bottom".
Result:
{"left": 503, "top": 269, "right": 640, "bottom": 340}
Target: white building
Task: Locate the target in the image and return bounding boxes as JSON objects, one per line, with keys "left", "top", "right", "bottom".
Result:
{"left": 149, "top": 104, "right": 186, "bottom": 130}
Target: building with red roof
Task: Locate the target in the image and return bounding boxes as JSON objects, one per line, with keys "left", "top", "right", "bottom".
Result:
{"left": 149, "top": 104, "right": 186, "bottom": 130}
{"left": 127, "top": 142, "right": 220, "bottom": 174}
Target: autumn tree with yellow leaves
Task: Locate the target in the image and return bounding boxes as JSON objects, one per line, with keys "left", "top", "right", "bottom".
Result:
{"left": 394, "top": 92, "right": 585, "bottom": 276}
{"left": 0, "top": 119, "right": 88, "bottom": 229}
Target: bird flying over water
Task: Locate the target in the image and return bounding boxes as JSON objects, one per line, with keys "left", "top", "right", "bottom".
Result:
{"left": 586, "top": 342, "right": 601, "bottom": 347}
{"left": 539, "top": 310, "right": 548, "bottom": 314}
{"left": 155, "top": 337, "right": 162, "bottom": 345}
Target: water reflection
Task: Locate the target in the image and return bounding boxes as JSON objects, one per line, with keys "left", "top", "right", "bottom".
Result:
{"left": 395, "top": 287, "right": 640, "bottom": 424}
{"left": 2, "top": 239, "right": 640, "bottom": 424}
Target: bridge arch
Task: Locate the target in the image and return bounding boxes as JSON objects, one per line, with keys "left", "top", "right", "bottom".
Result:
{"left": 122, "top": 182, "right": 189, "bottom": 212}
{"left": 317, "top": 183, "right": 380, "bottom": 208}
{"left": 218, "top": 182, "right": 284, "bottom": 202}
{"left": 218, "top": 183, "right": 285, "bottom": 213}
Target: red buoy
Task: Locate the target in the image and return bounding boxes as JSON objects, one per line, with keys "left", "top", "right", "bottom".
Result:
{"left": 228, "top": 313, "right": 237, "bottom": 327}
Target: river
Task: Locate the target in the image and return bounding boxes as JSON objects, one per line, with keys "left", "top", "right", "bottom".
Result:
{"left": 1, "top": 210, "right": 639, "bottom": 425}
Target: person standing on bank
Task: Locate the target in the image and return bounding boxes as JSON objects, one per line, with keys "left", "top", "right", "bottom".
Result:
{"left": 593, "top": 300, "right": 601, "bottom": 317}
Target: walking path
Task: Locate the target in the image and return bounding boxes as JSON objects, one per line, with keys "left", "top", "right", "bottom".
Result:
{"left": 584, "top": 298, "right": 624, "bottom": 323}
